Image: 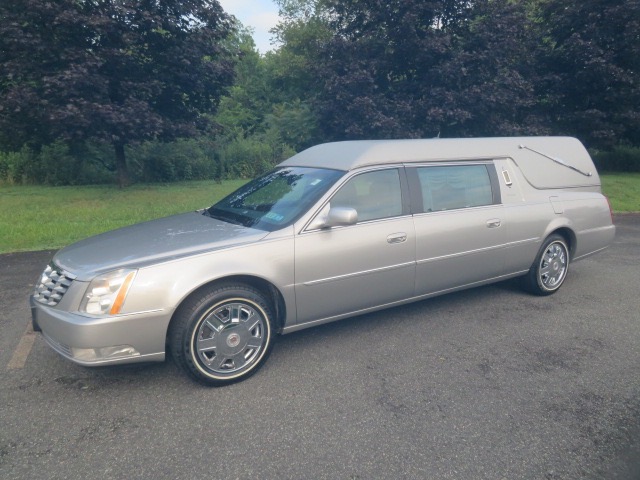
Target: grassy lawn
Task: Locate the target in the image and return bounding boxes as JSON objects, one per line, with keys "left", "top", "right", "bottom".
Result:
{"left": 0, "top": 179, "right": 247, "bottom": 253}
{"left": 0, "top": 173, "right": 637, "bottom": 254}
{"left": 600, "top": 173, "right": 640, "bottom": 213}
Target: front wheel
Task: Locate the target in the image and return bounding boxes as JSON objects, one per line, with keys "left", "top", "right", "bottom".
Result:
{"left": 523, "top": 234, "right": 570, "bottom": 296}
{"left": 169, "top": 284, "right": 275, "bottom": 386}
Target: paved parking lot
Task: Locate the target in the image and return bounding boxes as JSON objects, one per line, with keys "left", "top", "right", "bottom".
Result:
{"left": 1, "top": 215, "right": 639, "bottom": 479}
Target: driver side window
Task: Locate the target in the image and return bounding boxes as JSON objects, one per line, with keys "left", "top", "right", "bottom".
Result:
{"left": 331, "top": 169, "right": 403, "bottom": 222}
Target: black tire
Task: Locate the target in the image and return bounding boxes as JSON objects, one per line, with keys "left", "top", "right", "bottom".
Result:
{"left": 522, "top": 234, "right": 570, "bottom": 296}
{"left": 169, "top": 283, "right": 275, "bottom": 386}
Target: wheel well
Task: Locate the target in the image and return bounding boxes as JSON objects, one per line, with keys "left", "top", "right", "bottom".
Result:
{"left": 167, "top": 276, "right": 287, "bottom": 342}
{"left": 551, "top": 227, "right": 576, "bottom": 260}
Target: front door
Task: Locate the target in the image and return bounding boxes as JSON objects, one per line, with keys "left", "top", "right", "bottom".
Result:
{"left": 294, "top": 168, "right": 416, "bottom": 324}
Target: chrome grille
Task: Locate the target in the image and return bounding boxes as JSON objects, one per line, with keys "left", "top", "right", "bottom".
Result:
{"left": 33, "top": 264, "right": 76, "bottom": 306}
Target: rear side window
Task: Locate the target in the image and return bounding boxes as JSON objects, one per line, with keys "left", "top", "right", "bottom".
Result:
{"left": 416, "top": 165, "right": 494, "bottom": 212}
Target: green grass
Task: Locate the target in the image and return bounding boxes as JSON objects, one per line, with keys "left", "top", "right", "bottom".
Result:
{"left": 0, "top": 173, "right": 637, "bottom": 254}
{"left": 0, "top": 180, "right": 247, "bottom": 253}
{"left": 601, "top": 173, "right": 640, "bottom": 213}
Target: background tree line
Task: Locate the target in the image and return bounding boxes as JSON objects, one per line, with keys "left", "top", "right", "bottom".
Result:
{"left": 1, "top": 0, "right": 639, "bottom": 186}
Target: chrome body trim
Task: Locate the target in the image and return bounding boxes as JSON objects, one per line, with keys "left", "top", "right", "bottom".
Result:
{"left": 416, "top": 238, "right": 539, "bottom": 265}
{"left": 284, "top": 271, "right": 529, "bottom": 334}
{"left": 303, "top": 261, "right": 416, "bottom": 286}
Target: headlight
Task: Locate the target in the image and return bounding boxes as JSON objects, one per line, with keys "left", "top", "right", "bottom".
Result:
{"left": 80, "top": 269, "right": 137, "bottom": 315}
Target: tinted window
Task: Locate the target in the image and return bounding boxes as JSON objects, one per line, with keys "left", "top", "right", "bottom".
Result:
{"left": 207, "top": 167, "right": 344, "bottom": 231}
{"left": 331, "top": 169, "right": 403, "bottom": 222}
{"left": 416, "top": 165, "right": 493, "bottom": 212}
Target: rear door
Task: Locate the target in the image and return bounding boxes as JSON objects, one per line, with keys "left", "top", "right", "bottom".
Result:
{"left": 408, "top": 163, "right": 507, "bottom": 295}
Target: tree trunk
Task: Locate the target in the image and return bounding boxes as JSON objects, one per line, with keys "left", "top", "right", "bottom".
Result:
{"left": 114, "top": 142, "right": 130, "bottom": 187}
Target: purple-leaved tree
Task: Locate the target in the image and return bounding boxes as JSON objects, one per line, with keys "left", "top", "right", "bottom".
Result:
{"left": 0, "top": 0, "right": 236, "bottom": 185}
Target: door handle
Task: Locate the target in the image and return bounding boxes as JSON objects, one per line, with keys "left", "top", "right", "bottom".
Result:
{"left": 387, "top": 233, "right": 407, "bottom": 244}
{"left": 486, "top": 219, "right": 501, "bottom": 228}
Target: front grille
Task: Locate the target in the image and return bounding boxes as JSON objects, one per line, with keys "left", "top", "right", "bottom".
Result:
{"left": 33, "top": 264, "right": 76, "bottom": 307}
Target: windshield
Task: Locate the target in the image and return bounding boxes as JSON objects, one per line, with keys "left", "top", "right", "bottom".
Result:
{"left": 206, "top": 167, "right": 344, "bottom": 231}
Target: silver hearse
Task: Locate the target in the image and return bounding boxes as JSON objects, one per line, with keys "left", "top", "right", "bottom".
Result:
{"left": 31, "top": 137, "right": 615, "bottom": 385}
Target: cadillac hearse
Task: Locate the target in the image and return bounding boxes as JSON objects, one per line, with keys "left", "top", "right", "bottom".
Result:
{"left": 30, "top": 137, "right": 615, "bottom": 385}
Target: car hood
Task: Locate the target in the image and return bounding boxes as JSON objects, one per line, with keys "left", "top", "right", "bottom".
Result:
{"left": 53, "top": 212, "right": 269, "bottom": 280}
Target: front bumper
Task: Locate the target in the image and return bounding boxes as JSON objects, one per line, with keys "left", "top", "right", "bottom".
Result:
{"left": 30, "top": 296, "right": 170, "bottom": 366}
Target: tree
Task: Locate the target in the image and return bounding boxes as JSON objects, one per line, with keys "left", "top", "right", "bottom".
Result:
{"left": 214, "top": 30, "right": 272, "bottom": 138}
{"left": 312, "top": 0, "right": 465, "bottom": 140}
{"left": 0, "top": 0, "right": 236, "bottom": 185}
{"left": 271, "top": 0, "right": 640, "bottom": 148}
{"left": 214, "top": 18, "right": 321, "bottom": 158}
{"left": 303, "top": 0, "right": 548, "bottom": 140}
{"left": 431, "top": 0, "right": 550, "bottom": 137}
{"left": 269, "top": 0, "right": 332, "bottom": 105}
{"left": 539, "top": 0, "right": 640, "bottom": 149}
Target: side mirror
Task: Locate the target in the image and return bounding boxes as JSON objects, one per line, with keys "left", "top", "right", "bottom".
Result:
{"left": 324, "top": 207, "right": 358, "bottom": 228}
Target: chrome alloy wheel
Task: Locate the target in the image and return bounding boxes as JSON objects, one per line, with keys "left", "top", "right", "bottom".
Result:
{"left": 538, "top": 241, "right": 568, "bottom": 291}
{"left": 192, "top": 300, "right": 269, "bottom": 377}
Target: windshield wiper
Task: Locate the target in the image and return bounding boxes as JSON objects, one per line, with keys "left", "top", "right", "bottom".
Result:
{"left": 205, "top": 209, "right": 245, "bottom": 226}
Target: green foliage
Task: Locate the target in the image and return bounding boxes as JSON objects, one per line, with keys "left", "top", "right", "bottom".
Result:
{"left": 209, "top": 28, "right": 314, "bottom": 179}
{"left": 128, "top": 139, "right": 219, "bottom": 183}
{"left": 0, "top": 147, "right": 34, "bottom": 185}
{"left": 592, "top": 146, "right": 640, "bottom": 173}
{"left": 270, "top": 0, "right": 332, "bottom": 103}
{"left": 0, "top": 142, "right": 111, "bottom": 185}
{"left": 264, "top": 100, "right": 318, "bottom": 150}
{"left": 434, "top": 0, "right": 549, "bottom": 137}
{"left": 268, "top": 0, "right": 639, "bottom": 148}
{"left": 0, "top": 132, "right": 297, "bottom": 186}
{"left": 269, "top": 0, "right": 548, "bottom": 140}
{"left": 539, "top": 0, "right": 640, "bottom": 149}
{"left": 0, "top": 0, "right": 238, "bottom": 185}
{"left": 33, "top": 142, "right": 78, "bottom": 185}
{"left": 217, "top": 135, "right": 296, "bottom": 179}
{"left": 3, "top": 0, "right": 640, "bottom": 186}
{"left": 1, "top": 139, "right": 219, "bottom": 185}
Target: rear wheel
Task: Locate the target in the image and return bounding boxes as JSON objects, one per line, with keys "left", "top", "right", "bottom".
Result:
{"left": 169, "top": 283, "right": 275, "bottom": 386}
{"left": 523, "top": 234, "right": 570, "bottom": 296}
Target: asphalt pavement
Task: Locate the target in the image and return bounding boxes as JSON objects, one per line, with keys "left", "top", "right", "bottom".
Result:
{"left": 1, "top": 215, "right": 639, "bottom": 479}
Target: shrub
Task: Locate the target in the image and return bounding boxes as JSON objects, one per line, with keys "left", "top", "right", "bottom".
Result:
{"left": 0, "top": 135, "right": 298, "bottom": 186}
{"left": 0, "top": 146, "right": 34, "bottom": 184}
{"left": 217, "top": 135, "right": 295, "bottom": 179}
{"left": 1, "top": 141, "right": 77, "bottom": 185}
{"left": 37, "top": 142, "right": 80, "bottom": 185}
{"left": 0, "top": 142, "right": 115, "bottom": 185}
{"left": 592, "top": 145, "right": 640, "bottom": 173}
{"left": 128, "top": 139, "right": 218, "bottom": 183}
